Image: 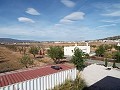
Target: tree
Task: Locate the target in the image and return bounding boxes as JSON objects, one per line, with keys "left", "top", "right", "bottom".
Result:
{"left": 18, "top": 47, "right": 23, "bottom": 54}
{"left": 47, "top": 46, "right": 64, "bottom": 64}
{"left": 20, "top": 54, "right": 33, "bottom": 68}
{"left": 104, "top": 59, "right": 108, "bottom": 67}
{"left": 114, "top": 51, "right": 120, "bottom": 63}
{"left": 112, "top": 61, "right": 116, "bottom": 68}
{"left": 95, "top": 45, "right": 105, "bottom": 57}
{"left": 29, "top": 46, "right": 39, "bottom": 58}
{"left": 71, "top": 48, "right": 85, "bottom": 71}
{"left": 114, "top": 45, "right": 120, "bottom": 51}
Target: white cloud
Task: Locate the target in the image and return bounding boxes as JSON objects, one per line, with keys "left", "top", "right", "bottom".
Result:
{"left": 18, "top": 17, "right": 35, "bottom": 23}
{"left": 26, "top": 8, "right": 40, "bottom": 15}
{"left": 101, "top": 20, "right": 115, "bottom": 23}
{"left": 101, "top": 19, "right": 120, "bottom": 23}
{"left": 60, "top": 19, "right": 73, "bottom": 24}
{"left": 96, "top": 24, "right": 116, "bottom": 28}
{"left": 102, "top": 11, "right": 120, "bottom": 16}
{"left": 60, "top": 12, "right": 85, "bottom": 24}
{"left": 61, "top": 0, "right": 75, "bottom": 7}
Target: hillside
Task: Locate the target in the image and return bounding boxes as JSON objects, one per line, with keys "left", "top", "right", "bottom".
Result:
{"left": 0, "top": 38, "right": 37, "bottom": 43}
{"left": 100, "top": 35, "right": 120, "bottom": 40}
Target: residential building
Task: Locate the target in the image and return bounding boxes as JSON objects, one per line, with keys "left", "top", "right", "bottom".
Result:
{"left": 64, "top": 42, "right": 90, "bottom": 56}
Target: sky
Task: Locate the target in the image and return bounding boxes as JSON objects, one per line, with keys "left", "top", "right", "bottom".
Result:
{"left": 0, "top": 0, "right": 120, "bottom": 41}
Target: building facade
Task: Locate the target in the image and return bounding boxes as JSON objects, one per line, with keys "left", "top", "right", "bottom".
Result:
{"left": 64, "top": 43, "right": 90, "bottom": 56}
{"left": 0, "top": 64, "right": 76, "bottom": 90}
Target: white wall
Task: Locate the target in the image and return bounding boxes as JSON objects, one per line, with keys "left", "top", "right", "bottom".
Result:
{"left": 0, "top": 68, "right": 76, "bottom": 90}
{"left": 64, "top": 46, "right": 90, "bottom": 56}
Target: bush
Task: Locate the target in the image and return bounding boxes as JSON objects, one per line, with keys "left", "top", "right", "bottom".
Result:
{"left": 53, "top": 74, "right": 86, "bottom": 90}
{"left": 20, "top": 54, "right": 33, "bottom": 68}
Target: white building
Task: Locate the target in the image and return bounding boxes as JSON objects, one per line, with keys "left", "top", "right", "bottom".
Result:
{"left": 0, "top": 64, "right": 76, "bottom": 90}
{"left": 117, "top": 43, "right": 120, "bottom": 46}
{"left": 64, "top": 43, "right": 90, "bottom": 56}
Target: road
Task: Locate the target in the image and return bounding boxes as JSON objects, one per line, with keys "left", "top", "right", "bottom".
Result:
{"left": 86, "top": 59, "right": 120, "bottom": 67}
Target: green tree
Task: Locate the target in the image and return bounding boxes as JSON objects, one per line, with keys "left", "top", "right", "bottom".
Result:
{"left": 114, "top": 45, "right": 120, "bottom": 51}
{"left": 29, "top": 46, "right": 39, "bottom": 58}
{"left": 20, "top": 55, "right": 33, "bottom": 68}
{"left": 104, "top": 59, "right": 108, "bottom": 67}
{"left": 112, "top": 61, "right": 116, "bottom": 68}
{"left": 47, "top": 46, "right": 64, "bottom": 64}
{"left": 71, "top": 48, "right": 85, "bottom": 71}
{"left": 95, "top": 45, "right": 105, "bottom": 57}
{"left": 114, "top": 51, "right": 120, "bottom": 63}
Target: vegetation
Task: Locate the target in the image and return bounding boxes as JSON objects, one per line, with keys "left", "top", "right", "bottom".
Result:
{"left": 20, "top": 54, "right": 33, "bottom": 68}
{"left": 84, "top": 53, "right": 90, "bottom": 59}
{"left": 18, "top": 47, "right": 23, "bottom": 54}
{"left": 95, "top": 45, "right": 105, "bottom": 57}
{"left": 114, "top": 51, "right": 120, "bottom": 63}
{"left": 104, "top": 59, "right": 108, "bottom": 67}
{"left": 112, "top": 61, "right": 116, "bottom": 68}
{"left": 5, "top": 45, "right": 17, "bottom": 52}
{"left": 47, "top": 46, "right": 64, "bottom": 64}
{"left": 53, "top": 74, "right": 86, "bottom": 90}
{"left": 29, "top": 46, "right": 39, "bottom": 58}
{"left": 104, "top": 52, "right": 113, "bottom": 59}
{"left": 114, "top": 45, "right": 120, "bottom": 51}
{"left": 71, "top": 48, "right": 85, "bottom": 71}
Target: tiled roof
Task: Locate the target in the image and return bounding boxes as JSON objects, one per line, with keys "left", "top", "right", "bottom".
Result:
{"left": 0, "top": 64, "right": 74, "bottom": 87}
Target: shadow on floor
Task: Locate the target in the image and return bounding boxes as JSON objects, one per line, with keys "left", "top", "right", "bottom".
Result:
{"left": 83, "top": 76, "right": 120, "bottom": 90}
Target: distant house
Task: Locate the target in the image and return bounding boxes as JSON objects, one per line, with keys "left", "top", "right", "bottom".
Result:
{"left": 0, "top": 64, "right": 76, "bottom": 90}
{"left": 64, "top": 43, "right": 90, "bottom": 56}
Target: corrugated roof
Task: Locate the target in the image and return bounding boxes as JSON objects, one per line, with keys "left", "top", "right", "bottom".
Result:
{"left": 0, "top": 64, "right": 74, "bottom": 87}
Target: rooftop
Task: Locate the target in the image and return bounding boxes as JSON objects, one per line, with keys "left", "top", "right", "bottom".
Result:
{"left": 81, "top": 64, "right": 120, "bottom": 89}
{"left": 0, "top": 64, "right": 74, "bottom": 87}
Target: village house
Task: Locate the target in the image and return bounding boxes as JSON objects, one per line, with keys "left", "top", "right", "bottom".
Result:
{"left": 64, "top": 42, "right": 90, "bottom": 56}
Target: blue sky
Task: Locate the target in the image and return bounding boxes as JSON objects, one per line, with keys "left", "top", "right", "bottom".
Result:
{"left": 0, "top": 0, "right": 120, "bottom": 41}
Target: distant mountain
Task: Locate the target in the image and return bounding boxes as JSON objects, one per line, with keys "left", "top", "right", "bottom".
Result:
{"left": 0, "top": 38, "right": 37, "bottom": 43}
{"left": 99, "top": 35, "right": 120, "bottom": 40}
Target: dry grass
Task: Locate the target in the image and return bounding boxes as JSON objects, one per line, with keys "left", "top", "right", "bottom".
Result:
{"left": 0, "top": 46, "right": 23, "bottom": 72}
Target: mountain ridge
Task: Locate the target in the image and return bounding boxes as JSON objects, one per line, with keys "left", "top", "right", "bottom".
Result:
{"left": 0, "top": 38, "right": 37, "bottom": 43}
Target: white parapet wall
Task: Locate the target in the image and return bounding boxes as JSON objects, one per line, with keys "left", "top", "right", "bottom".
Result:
{"left": 0, "top": 65, "right": 77, "bottom": 90}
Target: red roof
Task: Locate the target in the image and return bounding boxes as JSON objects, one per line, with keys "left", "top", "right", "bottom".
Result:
{"left": 0, "top": 64, "right": 74, "bottom": 87}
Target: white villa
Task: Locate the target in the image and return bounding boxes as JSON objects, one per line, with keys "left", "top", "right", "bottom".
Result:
{"left": 64, "top": 42, "right": 90, "bottom": 56}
